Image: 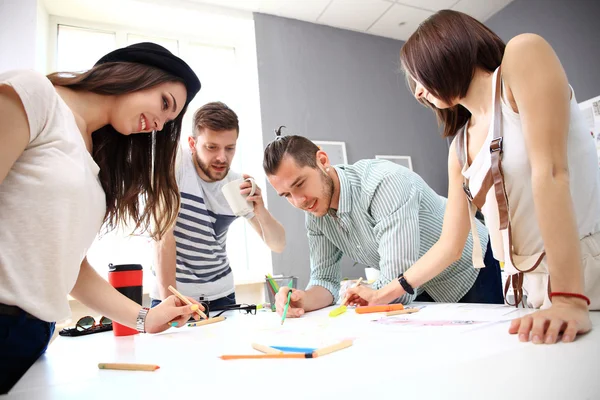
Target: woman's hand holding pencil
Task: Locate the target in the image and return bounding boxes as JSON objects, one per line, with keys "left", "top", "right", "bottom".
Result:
{"left": 143, "top": 288, "right": 205, "bottom": 333}
{"left": 339, "top": 277, "right": 363, "bottom": 306}
{"left": 344, "top": 283, "right": 380, "bottom": 307}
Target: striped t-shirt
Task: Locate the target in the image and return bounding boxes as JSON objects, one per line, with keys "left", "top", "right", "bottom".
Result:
{"left": 151, "top": 148, "right": 253, "bottom": 301}
{"left": 306, "top": 159, "right": 489, "bottom": 304}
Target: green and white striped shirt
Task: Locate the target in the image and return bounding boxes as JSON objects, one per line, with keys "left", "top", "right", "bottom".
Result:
{"left": 306, "top": 159, "right": 489, "bottom": 304}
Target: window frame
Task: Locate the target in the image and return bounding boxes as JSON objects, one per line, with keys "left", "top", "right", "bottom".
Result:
{"left": 48, "top": 14, "right": 272, "bottom": 286}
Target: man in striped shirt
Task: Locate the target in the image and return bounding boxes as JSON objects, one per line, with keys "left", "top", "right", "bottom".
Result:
{"left": 150, "top": 102, "right": 285, "bottom": 311}
{"left": 264, "top": 135, "right": 503, "bottom": 317}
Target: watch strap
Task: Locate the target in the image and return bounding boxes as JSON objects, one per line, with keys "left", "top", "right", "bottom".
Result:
{"left": 397, "top": 273, "right": 415, "bottom": 295}
{"left": 136, "top": 307, "right": 150, "bottom": 333}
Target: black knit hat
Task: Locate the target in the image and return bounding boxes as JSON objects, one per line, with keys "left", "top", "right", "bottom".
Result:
{"left": 95, "top": 42, "right": 201, "bottom": 106}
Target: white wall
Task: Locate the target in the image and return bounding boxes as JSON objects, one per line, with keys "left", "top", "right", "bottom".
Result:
{"left": 35, "top": 0, "right": 49, "bottom": 73}
{"left": 0, "top": 0, "right": 37, "bottom": 72}
{"left": 0, "top": 0, "right": 48, "bottom": 73}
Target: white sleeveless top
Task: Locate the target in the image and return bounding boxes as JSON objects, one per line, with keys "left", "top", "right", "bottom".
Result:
{"left": 0, "top": 70, "right": 106, "bottom": 322}
{"left": 462, "top": 68, "right": 600, "bottom": 308}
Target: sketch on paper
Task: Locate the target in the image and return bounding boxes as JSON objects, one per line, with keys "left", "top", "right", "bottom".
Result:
{"left": 375, "top": 155, "right": 413, "bottom": 171}
{"left": 374, "top": 318, "right": 481, "bottom": 327}
{"left": 313, "top": 141, "right": 348, "bottom": 166}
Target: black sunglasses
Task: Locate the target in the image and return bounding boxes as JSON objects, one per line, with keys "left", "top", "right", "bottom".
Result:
{"left": 211, "top": 304, "right": 257, "bottom": 318}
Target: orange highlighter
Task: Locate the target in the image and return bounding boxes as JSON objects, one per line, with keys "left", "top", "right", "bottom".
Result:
{"left": 355, "top": 304, "right": 404, "bottom": 314}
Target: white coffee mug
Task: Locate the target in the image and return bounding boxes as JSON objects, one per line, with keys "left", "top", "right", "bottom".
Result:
{"left": 222, "top": 177, "right": 257, "bottom": 216}
{"left": 364, "top": 267, "right": 380, "bottom": 283}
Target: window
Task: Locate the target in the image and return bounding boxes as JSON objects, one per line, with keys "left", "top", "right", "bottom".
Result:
{"left": 127, "top": 34, "right": 179, "bottom": 55}
{"left": 52, "top": 17, "right": 270, "bottom": 291}
{"left": 57, "top": 25, "right": 116, "bottom": 71}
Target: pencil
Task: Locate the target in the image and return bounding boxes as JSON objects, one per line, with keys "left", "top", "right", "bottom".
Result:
{"left": 280, "top": 280, "right": 294, "bottom": 325}
{"left": 220, "top": 353, "right": 310, "bottom": 360}
{"left": 251, "top": 343, "right": 283, "bottom": 354}
{"left": 355, "top": 304, "right": 404, "bottom": 314}
{"left": 313, "top": 339, "right": 353, "bottom": 357}
{"left": 385, "top": 308, "right": 420, "bottom": 316}
{"left": 340, "top": 277, "right": 363, "bottom": 306}
{"left": 329, "top": 277, "right": 364, "bottom": 318}
{"left": 187, "top": 316, "right": 226, "bottom": 327}
{"left": 221, "top": 340, "right": 354, "bottom": 360}
{"left": 270, "top": 345, "right": 317, "bottom": 353}
{"left": 168, "top": 285, "right": 208, "bottom": 319}
{"left": 98, "top": 363, "right": 160, "bottom": 371}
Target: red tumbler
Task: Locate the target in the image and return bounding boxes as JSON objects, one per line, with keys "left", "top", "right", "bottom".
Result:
{"left": 108, "top": 263, "right": 143, "bottom": 336}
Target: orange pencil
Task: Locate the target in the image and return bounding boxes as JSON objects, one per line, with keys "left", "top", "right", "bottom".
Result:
{"left": 355, "top": 304, "right": 404, "bottom": 314}
{"left": 221, "top": 340, "right": 353, "bottom": 360}
{"left": 220, "top": 353, "right": 310, "bottom": 360}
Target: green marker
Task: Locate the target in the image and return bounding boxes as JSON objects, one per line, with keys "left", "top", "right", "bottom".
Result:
{"left": 265, "top": 274, "right": 278, "bottom": 311}
{"left": 281, "top": 280, "right": 294, "bottom": 326}
{"left": 266, "top": 273, "right": 280, "bottom": 292}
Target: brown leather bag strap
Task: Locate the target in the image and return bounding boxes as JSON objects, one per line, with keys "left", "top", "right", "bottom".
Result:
{"left": 489, "top": 69, "right": 542, "bottom": 271}
{"left": 504, "top": 272, "right": 525, "bottom": 307}
{"left": 472, "top": 170, "right": 493, "bottom": 210}
{"left": 489, "top": 66, "right": 511, "bottom": 230}
{"left": 454, "top": 126, "right": 476, "bottom": 203}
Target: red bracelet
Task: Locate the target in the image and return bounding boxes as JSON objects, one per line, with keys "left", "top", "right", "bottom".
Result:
{"left": 549, "top": 292, "right": 591, "bottom": 306}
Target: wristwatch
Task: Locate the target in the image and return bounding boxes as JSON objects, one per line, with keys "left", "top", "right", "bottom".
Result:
{"left": 136, "top": 307, "right": 150, "bottom": 333}
{"left": 397, "top": 273, "right": 414, "bottom": 295}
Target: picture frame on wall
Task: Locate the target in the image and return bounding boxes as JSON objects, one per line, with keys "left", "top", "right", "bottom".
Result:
{"left": 313, "top": 140, "right": 348, "bottom": 166}
{"left": 375, "top": 155, "right": 413, "bottom": 171}
{"left": 578, "top": 94, "right": 600, "bottom": 168}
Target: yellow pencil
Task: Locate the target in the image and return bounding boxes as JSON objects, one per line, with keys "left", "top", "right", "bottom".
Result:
{"left": 313, "top": 339, "right": 353, "bottom": 357}
{"left": 98, "top": 363, "right": 159, "bottom": 371}
{"left": 385, "top": 308, "right": 420, "bottom": 316}
{"left": 168, "top": 285, "right": 208, "bottom": 319}
{"left": 187, "top": 316, "right": 226, "bottom": 327}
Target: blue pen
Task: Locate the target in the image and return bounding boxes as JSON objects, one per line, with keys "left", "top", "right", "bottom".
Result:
{"left": 270, "top": 345, "right": 317, "bottom": 353}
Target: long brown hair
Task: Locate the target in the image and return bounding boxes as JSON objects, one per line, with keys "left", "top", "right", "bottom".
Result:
{"left": 47, "top": 62, "right": 187, "bottom": 240}
{"left": 400, "top": 10, "right": 505, "bottom": 138}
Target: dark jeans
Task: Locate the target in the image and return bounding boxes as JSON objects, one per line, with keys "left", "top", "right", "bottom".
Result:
{"left": 151, "top": 292, "right": 236, "bottom": 316}
{"left": 415, "top": 238, "right": 504, "bottom": 304}
{"left": 0, "top": 309, "right": 55, "bottom": 394}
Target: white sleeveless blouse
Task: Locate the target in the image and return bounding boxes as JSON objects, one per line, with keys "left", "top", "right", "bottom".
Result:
{"left": 461, "top": 68, "right": 600, "bottom": 308}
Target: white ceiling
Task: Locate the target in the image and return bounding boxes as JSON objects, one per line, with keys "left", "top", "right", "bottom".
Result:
{"left": 43, "top": 0, "right": 514, "bottom": 42}
{"left": 185, "top": 0, "right": 515, "bottom": 41}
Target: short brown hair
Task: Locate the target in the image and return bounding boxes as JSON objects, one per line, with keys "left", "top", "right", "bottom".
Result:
{"left": 400, "top": 10, "right": 505, "bottom": 138}
{"left": 263, "top": 130, "right": 320, "bottom": 176}
{"left": 192, "top": 101, "right": 239, "bottom": 137}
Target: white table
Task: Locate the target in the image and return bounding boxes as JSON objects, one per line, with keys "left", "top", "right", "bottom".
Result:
{"left": 3, "top": 303, "right": 600, "bottom": 400}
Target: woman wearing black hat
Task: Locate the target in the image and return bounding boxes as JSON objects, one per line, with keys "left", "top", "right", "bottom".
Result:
{"left": 0, "top": 43, "right": 202, "bottom": 393}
